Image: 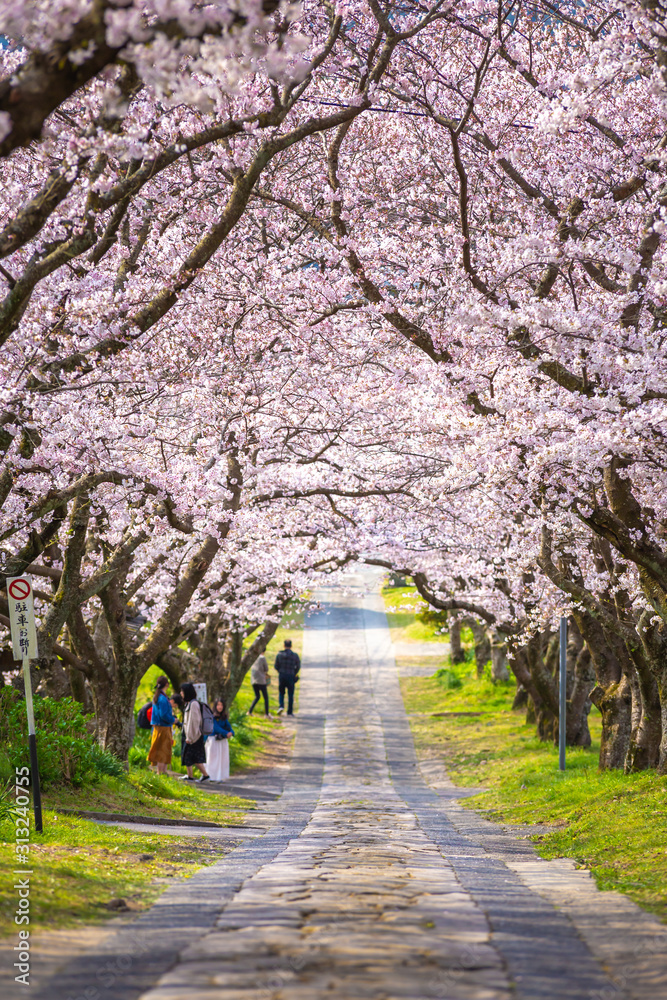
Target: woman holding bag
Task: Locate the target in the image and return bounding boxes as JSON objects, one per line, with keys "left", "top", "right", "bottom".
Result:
{"left": 180, "top": 682, "right": 210, "bottom": 783}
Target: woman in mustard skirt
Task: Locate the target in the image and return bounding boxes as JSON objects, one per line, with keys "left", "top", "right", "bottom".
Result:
{"left": 147, "top": 676, "right": 176, "bottom": 774}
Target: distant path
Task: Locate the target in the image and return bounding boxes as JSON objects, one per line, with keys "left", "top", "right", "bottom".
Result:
{"left": 18, "top": 569, "right": 667, "bottom": 1000}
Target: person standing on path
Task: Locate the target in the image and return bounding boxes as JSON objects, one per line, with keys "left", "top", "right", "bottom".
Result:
{"left": 274, "top": 639, "right": 300, "bottom": 716}
{"left": 180, "top": 682, "right": 210, "bottom": 782}
{"left": 169, "top": 692, "right": 184, "bottom": 755}
{"left": 248, "top": 652, "right": 271, "bottom": 716}
{"left": 147, "top": 676, "right": 176, "bottom": 775}
{"left": 205, "top": 699, "right": 234, "bottom": 781}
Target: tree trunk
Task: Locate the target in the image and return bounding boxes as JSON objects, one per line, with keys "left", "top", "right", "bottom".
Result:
{"left": 563, "top": 621, "right": 592, "bottom": 748}
{"left": 67, "top": 664, "right": 90, "bottom": 709}
{"left": 572, "top": 610, "right": 632, "bottom": 769}
{"left": 527, "top": 631, "right": 560, "bottom": 742}
{"left": 466, "top": 618, "right": 491, "bottom": 678}
{"left": 92, "top": 667, "right": 140, "bottom": 761}
{"left": 35, "top": 653, "right": 72, "bottom": 699}
{"left": 490, "top": 631, "right": 510, "bottom": 682}
{"left": 197, "top": 614, "right": 223, "bottom": 691}
{"left": 624, "top": 644, "right": 662, "bottom": 772}
{"left": 511, "top": 627, "right": 592, "bottom": 747}
{"left": 591, "top": 676, "right": 633, "bottom": 770}
{"left": 658, "top": 681, "right": 667, "bottom": 776}
{"left": 449, "top": 619, "right": 465, "bottom": 663}
{"left": 634, "top": 617, "right": 667, "bottom": 774}
{"left": 221, "top": 630, "right": 247, "bottom": 705}
{"left": 154, "top": 646, "right": 194, "bottom": 693}
{"left": 508, "top": 640, "right": 557, "bottom": 739}
{"left": 85, "top": 613, "right": 141, "bottom": 761}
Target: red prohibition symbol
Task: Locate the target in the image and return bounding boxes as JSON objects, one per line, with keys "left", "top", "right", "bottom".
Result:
{"left": 8, "top": 578, "right": 31, "bottom": 601}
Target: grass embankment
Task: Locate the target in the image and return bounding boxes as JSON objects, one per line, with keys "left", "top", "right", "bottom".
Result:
{"left": 0, "top": 607, "right": 305, "bottom": 936}
{"left": 44, "top": 770, "right": 250, "bottom": 824}
{"left": 402, "top": 665, "right": 667, "bottom": 924}
{"left": 382, "top": 584, "right": 450, "bottom": 645}
{"left": 383, "top": 580, "right": 667, "bottom": 924}
{"left": 0, "top": 786, "right": 248, "bottom": 935}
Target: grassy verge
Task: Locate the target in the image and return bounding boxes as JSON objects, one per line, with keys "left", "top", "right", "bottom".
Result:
{"left": 401, "top": 662, "right": 667, "bottom": 924}
{"left": 44, "top": 769, "right": 251, "bottom": 823}
{"left": 0, "top": 810, "right": 239, "bottom": 936}
{"left": 0, "top": 772, "right": 254, "bottom": 937}
{"left": 382, "top": 583, "right": 450, "bottom": 645}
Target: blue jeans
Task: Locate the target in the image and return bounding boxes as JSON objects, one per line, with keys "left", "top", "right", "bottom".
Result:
{"left": 278, "top": 676, "right": 295, "bottom": 714}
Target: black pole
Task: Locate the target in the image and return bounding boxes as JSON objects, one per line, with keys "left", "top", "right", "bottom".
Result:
{"left": 23, "top": 656, "right": 43, "bottom": 833}
{"left": 28, "top": 734, "right": 42, "bottom": 834}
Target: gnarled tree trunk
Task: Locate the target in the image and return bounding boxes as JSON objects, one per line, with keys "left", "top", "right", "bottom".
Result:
{"left": 449, "top": 618, "right": 466, "bottom": 664}
{"left": 510, "top": 625, "right": 593, "bottom": 748}
{"left": 625, "top": 643, "right": 662, "bottom": 772}
{"left": 490, "top": 631, "right": 510, "bottom": 682}
{"left": 574, "top": 610, "right": 633, "bottom": 770}
{"left": 465, "top": 618, "right": 491, "bottom": 678}
{"left": 564, "top": 621, "right": 592, "bottom": 749}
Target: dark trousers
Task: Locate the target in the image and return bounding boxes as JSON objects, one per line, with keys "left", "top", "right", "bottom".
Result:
{"left": 249, "top": 683, "right": 269, "bottom": 715}
{"left": 278, "top": 676, "right": 295, "bottom": 715}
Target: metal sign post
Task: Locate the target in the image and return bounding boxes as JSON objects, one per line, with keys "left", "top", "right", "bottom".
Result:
{"left": 559, "top": 616, "right": 567, "bottom": 772}
{"left": 6, "top": 576, "right": 42, "bottom": 833}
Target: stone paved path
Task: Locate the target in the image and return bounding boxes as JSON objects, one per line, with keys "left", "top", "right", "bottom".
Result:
{"left": 23, "top": 568, "right": 667, "bottom": 1000}
{"left": 136, "top": 568, "right": 667, "bottom": 1000}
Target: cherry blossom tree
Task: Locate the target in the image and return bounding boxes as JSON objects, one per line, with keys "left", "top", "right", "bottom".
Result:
{"left": 4, "top": 1, "right": 667, "bottom": 775}
{"left": 221, "top": 0, "right": 667, "bottom": 771}
{"left": 0, "top": 1, "right": 454, "bottom": 755}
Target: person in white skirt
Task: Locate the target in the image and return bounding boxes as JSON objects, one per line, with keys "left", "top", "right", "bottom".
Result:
{"left": 205, "top": 699, "right": 234, "bottom": 781}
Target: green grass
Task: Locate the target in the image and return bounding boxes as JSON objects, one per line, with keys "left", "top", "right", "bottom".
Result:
{"left": 401, "top": 664, "right": 667, "bottom": 924}
{"left": 0, "top": 809, "right": 237, "bottom": 936}
{"left": 0, "top": 763, "right": 256, "bottom": 936}
{"left": 0, "top": 716, "right": 287, "bottom": 936}
{"left": 382, "top": 584, "right": 451, "bottom": 644}
{"left": 44, "top": 769, "right": 251, "bottom": 823}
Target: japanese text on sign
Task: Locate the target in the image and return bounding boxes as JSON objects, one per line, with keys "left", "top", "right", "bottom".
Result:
{"left": 6, "top": 577, "right": 38, "bottom": 661}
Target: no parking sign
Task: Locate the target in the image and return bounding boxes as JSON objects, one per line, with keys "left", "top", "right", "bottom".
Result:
{"left": 7, "top": 576, "right": 39, "bottom": 660}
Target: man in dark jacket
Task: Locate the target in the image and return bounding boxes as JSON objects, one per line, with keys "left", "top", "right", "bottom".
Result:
{"left": 274, "top": 639, "right": 300, "bottom": 716}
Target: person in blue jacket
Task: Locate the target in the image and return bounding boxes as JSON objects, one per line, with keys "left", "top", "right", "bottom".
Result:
{"left": 205, "top": 699, "right": 234, "bottom": 781}
{"left": 147, "top": 676, "right": 176, "bottom": 774}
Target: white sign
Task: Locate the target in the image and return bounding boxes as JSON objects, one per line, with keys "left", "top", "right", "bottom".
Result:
{"left": 7, "top": 576, "right": 39, "bottom": 661}
{"left": 193, "top": 682, "right": 208, "bottom": 705}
